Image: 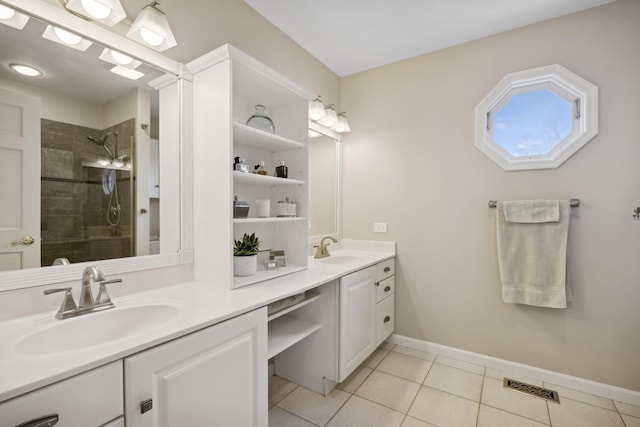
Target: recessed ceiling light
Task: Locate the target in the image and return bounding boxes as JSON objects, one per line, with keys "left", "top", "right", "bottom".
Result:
{"left": 10, "top": 64, "right": 43, "bottom": 77}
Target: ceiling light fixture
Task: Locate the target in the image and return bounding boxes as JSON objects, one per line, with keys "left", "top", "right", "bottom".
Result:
{"left": 62, "top": 0, "right": 126, "bottom": 26}
{"left": 10, "top": 63, "right": 43, "bottom": 77}
{"left": 42, "top": 24, "right": 93, "bottom": 51}
{"left": 126, "top": 1, "right": 176, "bottom": 52}
{"left": 110, "top": 65, "right": 145, "bottom": 80}
{"left": 320, "top": 105, "right": 338, "bottom": 128}
{"left": 331, "top": 112, "right": 351, "bottom": 133}
{"left": 99, "top": 48, "right": 142, "bottom": 69}
{"left": 309, "top": 96, "right": 327, "bottom": 122}
{"left": 0, "top": 4, "right": 29, "bottom": 29}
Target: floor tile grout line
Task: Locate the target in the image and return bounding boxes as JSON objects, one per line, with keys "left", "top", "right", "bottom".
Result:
{"left": 271, "top": 405, "right": 322, "bottom": 427}
{"left": 475, "top": 369, "right": 486, "bottom": 427}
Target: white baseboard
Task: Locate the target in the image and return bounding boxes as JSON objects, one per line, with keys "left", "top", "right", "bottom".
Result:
{"left": 388, "top": 334, "right": 640, "bottom": 407}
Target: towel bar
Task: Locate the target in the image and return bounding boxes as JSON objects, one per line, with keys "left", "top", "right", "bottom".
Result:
{"left": 488, "top": 199, "right": 580, "bottom": 208}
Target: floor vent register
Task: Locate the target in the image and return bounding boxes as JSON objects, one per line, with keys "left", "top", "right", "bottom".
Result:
{"left": 503, "top": 378, "right": 560, "bottom": 403}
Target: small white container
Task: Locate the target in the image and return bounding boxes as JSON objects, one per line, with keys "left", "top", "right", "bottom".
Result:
{"left": 255, "top": 199, "right": 270, "bottom": 217}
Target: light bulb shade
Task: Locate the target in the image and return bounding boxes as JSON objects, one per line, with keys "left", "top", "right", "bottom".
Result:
{"left": 42, "top": 25, "right": 92, "bottom": 51}
{"left": 127, "top": 2, "right": 177, "bottom": 52}
{"left": 309, "top": 97, "right": 326, "bottom": 121}
{"left": 331, "top": 113, "right": 351, "bottom": 133}
{"left": 320, "top": 106, "right": 338, "bottom": 127}
{"left": 65, "top": 0, "right": 127, "bottom": 26}
{"left": 0, "top": 4, "right": 29, "bottom": 29}
{"left": 99, "top": 48, "right": 142, "bottom": 69}
{"left": 110, "top": 65, "right": 145, "bottom": 80}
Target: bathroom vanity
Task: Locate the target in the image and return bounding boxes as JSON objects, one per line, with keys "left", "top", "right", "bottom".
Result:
{"left": 0, "top": 244, "right": 394, "bottom": 426}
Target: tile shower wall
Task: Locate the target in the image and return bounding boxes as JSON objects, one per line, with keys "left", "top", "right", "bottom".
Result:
{"left": 40, "top": 118, "right": 136, "bottom": 266}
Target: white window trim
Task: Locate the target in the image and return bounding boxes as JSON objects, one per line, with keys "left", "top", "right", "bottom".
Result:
{"left": 475, "top": 64, "right": 598, "bottom": 171}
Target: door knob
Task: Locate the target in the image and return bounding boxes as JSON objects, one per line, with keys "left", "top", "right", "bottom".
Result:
{"left": 12, "top": 236, "right": 35, "bottom": 246}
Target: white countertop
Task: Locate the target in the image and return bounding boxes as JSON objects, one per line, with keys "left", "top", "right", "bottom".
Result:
{"left": 0, "top": 243, "right": 394, "bottom": 402}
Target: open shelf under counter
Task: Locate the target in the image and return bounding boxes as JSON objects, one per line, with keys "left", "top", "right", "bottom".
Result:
{"left": 233, "top": 264, "right": 307, "bottom": 289}
{"left": 233, "top": 171, "right": 305, "bottom": 186}
{"left": 268, "top": 291, "right": 321, "bottom": 321}
{"left": 233, "top": 217, "right": 306, "bottom": 224}
{"left": 233, "top": 122, "right": 305, "bottom": 152}
{"left": 267, "top": 316, "right": 322, "bottom": 359}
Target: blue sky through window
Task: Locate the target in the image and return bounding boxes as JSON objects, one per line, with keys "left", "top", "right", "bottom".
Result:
{"left": 492, "top": 89, "right": 572, "bottom": 157}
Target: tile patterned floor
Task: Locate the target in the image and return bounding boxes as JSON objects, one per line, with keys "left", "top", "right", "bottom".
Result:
{"left": 269, "top": 342, "right": 640, "bottom": 427}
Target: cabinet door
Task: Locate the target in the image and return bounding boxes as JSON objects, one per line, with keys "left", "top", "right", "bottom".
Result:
{"left": 0, "top": 361, "right": 122, "bottom": 427}
{"left": 125, "top": 308, "right": 267, "bottom": 427}
{"left": 339, "top": 266, "right": 376, "bottom": 382}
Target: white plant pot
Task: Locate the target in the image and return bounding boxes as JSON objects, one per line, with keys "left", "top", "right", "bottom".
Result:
{"left": 234, "top": 255, "right": 257, "bottom": 277}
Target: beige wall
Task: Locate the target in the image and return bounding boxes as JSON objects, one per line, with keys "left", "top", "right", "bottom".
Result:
{"left": 341, "top": 0, "right": 640, "bottom": 391}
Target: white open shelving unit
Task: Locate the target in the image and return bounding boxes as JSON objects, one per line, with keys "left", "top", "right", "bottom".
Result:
{"left": 267, "top": 292, "right": 323, "bottom": 359}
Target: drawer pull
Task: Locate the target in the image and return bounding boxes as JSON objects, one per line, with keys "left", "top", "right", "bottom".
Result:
{"left": 384, "top": 266, "right": 391, "bottom": 273}
{"left": 140, "top": 398, "right": 153, "bottom": 414}
{"left": 16, "top": 414, "right": 59, "bottom": 427}
{"left": 384, "top": 286, "right": 391, "bottom": 292}
{"left": 384, "top": 315, "right": 391, "bottom": 323}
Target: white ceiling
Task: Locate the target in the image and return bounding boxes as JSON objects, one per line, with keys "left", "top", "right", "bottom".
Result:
{"left": 244, "top": 0, "right": 615, "bottom": 77}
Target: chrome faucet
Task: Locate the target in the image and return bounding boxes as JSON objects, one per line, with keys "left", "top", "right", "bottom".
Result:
{"left": 314, "top": 236, "right": 338, "bottom": 259}
{"left": 44, "top": 266, "right": 122, "bottom": 319}
{"left": 80, "top": 266, "right": 106, "bottom": 308}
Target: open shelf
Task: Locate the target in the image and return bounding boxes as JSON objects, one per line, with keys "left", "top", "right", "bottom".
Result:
{"left": 233, "top": 264, "right": 307, "bottom": 289}
{"left": 233, "top": 171, "right": 305, "bottom": 186}
{"left": 267, "top": 316, "right": 322, "bottom": 359}
{"left": 268, "top": 291, "right": 321, "bottom": 321}
{"left": 233, "top": 122, "right": 305, "bottom": 152}
{"left": 233, "top": 217, "right": 306, "bottom": 224}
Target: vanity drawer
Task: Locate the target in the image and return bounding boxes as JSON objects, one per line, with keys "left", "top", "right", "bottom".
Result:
{"left": 375, "top": 259, "right": 394, "bottom": 282}
{"left": 376, "top": 276, "right": 395, "bottom": 303}
{"left": 0, "top": 361, "right": 123, "bottom": 427}
{"left": 376, "top": 294, "right": 395, "bottom": 347}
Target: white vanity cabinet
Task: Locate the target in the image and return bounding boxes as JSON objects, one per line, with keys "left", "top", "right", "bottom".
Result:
{"left": 338, "top": 266, "right": 377, "bottom": 381}
{"left": 124, "top": 307, "right": 268, "bottom": 427}
{"left": 190, "top": 44, "right": 312, "bottom": 289}
{"left": 375, "top": 259, "right": 395, "bottom": 347}
{"left": 0, "top": 361, "right": 123, "bottom": 427}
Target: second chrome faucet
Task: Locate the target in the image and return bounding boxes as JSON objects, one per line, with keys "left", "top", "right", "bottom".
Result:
{"left": 45, "top": 266, "right": 122, "bottom": 319}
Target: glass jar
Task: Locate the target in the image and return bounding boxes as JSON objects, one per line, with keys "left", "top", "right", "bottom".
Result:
{"left": 246, "top": 105, "right": 275, "bottom": 134}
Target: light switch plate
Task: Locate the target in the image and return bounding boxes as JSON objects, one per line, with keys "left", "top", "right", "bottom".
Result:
{"left": 373, "top": 222, "right": 388, "bottom": 233}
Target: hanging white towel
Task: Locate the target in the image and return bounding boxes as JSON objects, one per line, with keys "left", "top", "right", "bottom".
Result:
{"left": 497, "top": 200, "right": 571, "bottom": 308}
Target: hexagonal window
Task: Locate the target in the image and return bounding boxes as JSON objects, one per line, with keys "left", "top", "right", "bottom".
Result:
{"left": 475, "top": 64, "right": 598, "bottom": 171}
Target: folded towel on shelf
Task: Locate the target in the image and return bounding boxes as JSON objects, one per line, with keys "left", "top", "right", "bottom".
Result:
{"left": 497, "top": 200, "right": 571, "bottom": 308}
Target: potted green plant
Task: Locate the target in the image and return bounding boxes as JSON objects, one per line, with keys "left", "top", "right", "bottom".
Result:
{"left": 233, "top": 232, "right": 260, "bottom": 276}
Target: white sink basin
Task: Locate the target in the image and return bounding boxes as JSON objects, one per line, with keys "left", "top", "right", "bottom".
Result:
{"left": 16, "top": 304, "right": 180, "bottom": 355}
{"left": 320, "top": 255, "right": 364, "bottom": 265}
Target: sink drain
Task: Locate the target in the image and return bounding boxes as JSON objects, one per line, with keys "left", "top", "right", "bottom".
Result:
{"left": 503, "top": 378, "right": 560, "bottom": 403}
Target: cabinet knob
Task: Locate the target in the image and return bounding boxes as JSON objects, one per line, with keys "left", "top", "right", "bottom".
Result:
{"left": 140, "top": 398, "right": 153, "bottom": 414}
{"left": 384, "top": 286, "right": 391, "bottom": 292}
{"left": 384, "top": 266, "right": 391, "bottom": 273}
{"left": 384, "top": 315, "right": 391, "bottom": 323}
{"left": 16, "top": 414, "right": 59, "bottom": 427}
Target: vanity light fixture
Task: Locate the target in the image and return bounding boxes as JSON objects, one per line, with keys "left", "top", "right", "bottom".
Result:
{"left": 42, "top": 25, "right": 93, "bottom": 51}
{"left": 63, "top": 0, "right": 127, "bottom": 26}
{"left": 126, "top": 1, "right": 177, "bottom": 52}
{"left": 331, "top": 112, "right": 351, "bottom": 133}
{"left": 309, "top": 96, "right": 327, "bottom": 121}
{"left": 10, "top": 63, "right": 43, "bottom": 77}
{"left": 99, "top": 48, "right": 142, "bottom": 69}
{"left": 110, "top": 65, "right": 144, "bottom": 80}
{"left": 308, "top": 129, "right": 321, "bottom": 138}
{"left": 320, "top": 105, "right": 339, "bottom": 128}
{"left": 0, "top": 4, "right": 29, "bottom": 29}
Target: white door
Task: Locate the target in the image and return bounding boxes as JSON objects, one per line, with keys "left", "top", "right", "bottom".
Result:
{"left": 339, "top": 266, "right": 376, "bottom": 382}
{"left": 125, "top": 308, "right": 268, "bottom": 427}
{"left": 0, "top": 89, "right": 41, "bottom": 271}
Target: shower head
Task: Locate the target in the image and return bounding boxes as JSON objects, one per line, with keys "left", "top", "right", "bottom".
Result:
{"left": 86, "top": 133, "right": 117, "bottom": 160}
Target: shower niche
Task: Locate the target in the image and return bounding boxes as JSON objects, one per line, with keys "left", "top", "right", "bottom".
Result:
{"left": 40, "top": 118, "right": 137, "bottom": 266}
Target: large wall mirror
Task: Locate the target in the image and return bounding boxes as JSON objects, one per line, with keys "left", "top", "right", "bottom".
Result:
{"left": 308, "top": 122, "right": 341, "bottom": 243}
{"left": 0, "top": 0, "right": 191, "bottom": 291}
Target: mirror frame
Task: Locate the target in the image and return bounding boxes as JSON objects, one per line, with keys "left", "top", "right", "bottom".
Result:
{"left": 308, "top": 121, "right": 342, "bottom": 246}
{"left": 0, "top": 0, "right": 193, "bottom": 291}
